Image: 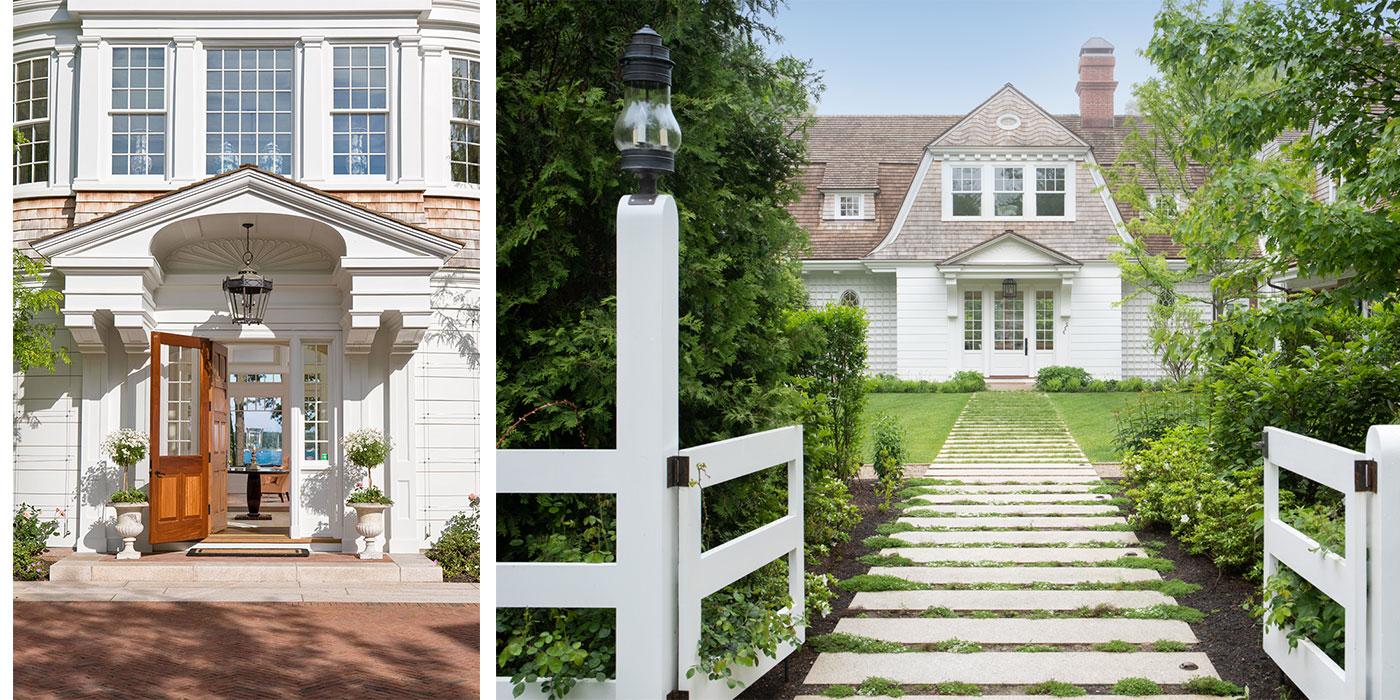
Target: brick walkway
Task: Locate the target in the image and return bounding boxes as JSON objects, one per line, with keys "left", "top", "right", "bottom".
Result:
{"left": 15, "top": 602, "right": 479, "bottom": 699}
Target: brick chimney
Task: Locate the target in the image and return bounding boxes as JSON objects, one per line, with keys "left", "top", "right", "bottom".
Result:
{"left": 1076, "top": 37, "right": 1117, "bottom": 129}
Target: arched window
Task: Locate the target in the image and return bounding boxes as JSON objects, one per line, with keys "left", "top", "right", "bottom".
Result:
{"left": 839, "top": 289, "right": 860, "bottom": 307}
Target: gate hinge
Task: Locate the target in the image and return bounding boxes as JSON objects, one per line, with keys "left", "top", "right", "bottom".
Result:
{"left": 1258, "top": 431, "right": 1269, "bottom": 459}
{"left": 666, "top": 692, "right": 689, "bottom": 700}
{"left": 667, "top": 455, "right": 690, "bottom": 488}
{"left": 1355, "top": 459, "right": 1378, "bottom": 492}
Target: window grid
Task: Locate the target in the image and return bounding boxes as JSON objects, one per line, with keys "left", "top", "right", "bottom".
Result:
{"left": 163, "top": 345, "right": 199, "bottom": 456}
{"left": 1036, "top": 167, "right": 1066, "bottom": 216}
{"left": 994, "top": 167, "right": 1024, "bottom": 216}
{"left": 14, "top": 56, "right": 50, "bottom": 185}
{"left": 951, "top": 166, "right": 981, "bottom": 216}
{"left": 111, "top": 47, "right": 167, "bottom": 175}
{"left": 450, "top": 56, "right": 481, "bottom": 185}
{"left": 1036, "top": 291, "right": 1055, "bottom": 350}
{"left": 836, "top": 194, "right": 863, "bottom": 218}
{"left": 303, "top": 344, "right": 331, "bottom": 462}
{"left": 963, "top": 291, "right": 982, "bottom": 351}
{"left": 331, "top": 45, "right": 389, "bottom": 175}
{"left": 839, "top": 289, "right": 860, "bottom": 307}
{"left": 205, "top": 48, "right": 294, "bottom": 175}
{"left": 993, "top": 295, "right": 1025, "bottom": 351}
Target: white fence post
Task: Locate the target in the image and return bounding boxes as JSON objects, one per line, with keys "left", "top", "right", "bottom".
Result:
{"left": 1366, "top": 424, "right": 1400, "bottom": 700}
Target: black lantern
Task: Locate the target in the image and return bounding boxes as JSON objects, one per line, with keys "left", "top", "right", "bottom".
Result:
{"left": 614, "top": 25, "right": 682, "bottom": 195}
{"left": 1002, "top": 278, "right": 1018, "bottom": 299}
{"left": 223, "top": 222, "right": 274, "bottom": 325}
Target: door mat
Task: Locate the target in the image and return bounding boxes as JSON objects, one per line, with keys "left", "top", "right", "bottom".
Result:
{"left": 186, "top": 547, "right": 310, "bottom": 558}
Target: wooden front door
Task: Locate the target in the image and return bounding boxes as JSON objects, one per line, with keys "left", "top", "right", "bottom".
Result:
{"left": 149, "top": 332, "right": 211, "bottom": 543}
{"left": 207, "top": 341, "right": 230, "bottom": 533}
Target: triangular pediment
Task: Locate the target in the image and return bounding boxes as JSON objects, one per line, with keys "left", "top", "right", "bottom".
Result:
{"left": 939, "top": 232, "right": 1080, "bottom": 267}
{"left": 32, "top": 166, "right": 461, "bottom": 265}
{"left": 929, "top": 84, "right": 1088, "bottom": 150}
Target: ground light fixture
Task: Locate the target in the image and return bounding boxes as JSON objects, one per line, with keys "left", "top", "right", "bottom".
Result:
{"left": 223, "top": 222, "right": 274, "bottom": 325}
{"left": 1002, "top": 277, "right": 1019, "bottom": 299}
{"left": 614, "top": 25, "right": 681, "bottom": 195}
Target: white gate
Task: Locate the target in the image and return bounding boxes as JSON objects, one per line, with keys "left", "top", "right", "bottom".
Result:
{"left": 1262, "top": 424, "right": 1400, "bottom": 699}
{"left": 496, "top": 194, "right": 805, "bottom": 699}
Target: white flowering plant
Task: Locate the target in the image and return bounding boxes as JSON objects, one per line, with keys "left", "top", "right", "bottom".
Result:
{"left": 100, "top": 429, "right": 149, "bottom": 503}
{"left": 341, "top": 428, "right": 391, "bottom": 489}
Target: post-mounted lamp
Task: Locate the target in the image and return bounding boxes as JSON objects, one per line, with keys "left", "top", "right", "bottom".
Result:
{"left": 614, "top": 25, "right": 682, "bottom": 196}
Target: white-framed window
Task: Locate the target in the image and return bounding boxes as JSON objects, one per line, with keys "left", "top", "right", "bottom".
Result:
{"left": 331, "top": 45, "right": 389, "bottom": 176}
{"left": 839, "top": 289, "right": 860, "bottom": 307}
{"left": 1035, "top": 290, "right": 1055, "bottom": 350}
{"left": 950, "top": 166, "right": 981, "bottom": 217}
{"left": 963, "top": 291, "right": 982, "bottom": 350}
{"left": 450, "top": 56, "right": 481, "bottom": 185}
{"left": 302, "top": 342, "right": 331, "bottom": 462}
{"left": 111, "top": 46, "right": 167, "bottom": 176}
{"left": 14, "top": 55, "right": 50, "bottom": 186}
{"left": 205, "top": 47, "right": 294, "bottom": 175}
{"left": 835, "top": 193, "right": 865, "bottom": 219}
{"left": 1035, "top": 167, "right": 1066, "bottom": 217}
{"left": 994, "top": 166, "right": 1024, "bottom": 216}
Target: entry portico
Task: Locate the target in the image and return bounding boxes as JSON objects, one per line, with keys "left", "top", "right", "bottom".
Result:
{"left": 32, "top": 166, "right": 463, "bottom": 554}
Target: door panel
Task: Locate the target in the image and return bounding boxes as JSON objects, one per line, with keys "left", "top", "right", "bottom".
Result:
{"left": 990, "top": 292, "right": 1029, "bottom": 376}
{"left": 149, "top": 332, "right": 210, "bottom": 544}
{"left": 207, "top": 341, "right": 230, "bottom": 533}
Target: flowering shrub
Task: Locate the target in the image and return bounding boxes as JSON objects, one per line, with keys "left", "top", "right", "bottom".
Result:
{"left": 342, "top": 429, "right": 391, "bottom": 490}
{"left": 14, "top": 504, "right": 59, "bottom": 581}
{"left": 100, "top": 428, "right": 150, "bottom": 503}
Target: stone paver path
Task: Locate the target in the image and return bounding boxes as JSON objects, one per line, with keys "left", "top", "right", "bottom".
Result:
{"left": 803, "top": 392, "right": 1226, "bottom": 697}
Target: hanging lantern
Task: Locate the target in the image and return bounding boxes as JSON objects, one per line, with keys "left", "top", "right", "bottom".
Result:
{"left": 223, "top": 222, "right": 274, "bottom": 325}
{"left": 614, "top": 25, "right": 682, "bottom": 195}
{"left": 1002, "top": 278, "right": 1018, "bottom": 299}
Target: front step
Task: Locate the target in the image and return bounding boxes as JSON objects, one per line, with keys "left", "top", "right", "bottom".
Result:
{"left": 48, "top": 551, "right": 444, "bottom": 583}
{"left": 834, "top": 617, "right": 1197, "bottom": 644}
{"left": 806, "top": 651, "right": 1219, "bottom": 684}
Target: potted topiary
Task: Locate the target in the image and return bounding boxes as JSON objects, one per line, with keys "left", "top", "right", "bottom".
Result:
{"left": 343, "top": 428, "right": 394, "bottom": 559}
{"left": 100, "top": 428, "right": 149, "bottom": 560}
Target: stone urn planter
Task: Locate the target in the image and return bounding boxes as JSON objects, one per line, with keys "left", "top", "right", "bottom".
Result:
{"left": 351, "top": 502, "right": 390, "bottom": 560}
{"left": 111, "top": 502, "right": 148, "bottom": 560}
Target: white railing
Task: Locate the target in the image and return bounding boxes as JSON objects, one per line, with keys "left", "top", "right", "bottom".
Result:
{"left": 1262, "top": 425, "right": 1400, "bottom": 699}
{"left": 676, "top": 425, "right": 805, "bottom": 700}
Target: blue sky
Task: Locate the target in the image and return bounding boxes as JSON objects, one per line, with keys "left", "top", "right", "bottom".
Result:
{"left": 764, "top": 0, "right": 1166, "bottom": 115}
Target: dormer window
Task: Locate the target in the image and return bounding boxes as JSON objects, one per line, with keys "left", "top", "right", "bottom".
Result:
{"left": 950, "top": 167, "right": 981, "bottom": 217}
{"left": 835, "top": 193, "right": 865, "bottom": 219}
{"left": 943, "top": 162, "right": 1075, "bottom": 220}
{"left": 994, "top": 167, "right": 1023, "bottom": 216}
{"left": 1036, "top": 167, "right": 1066, "bottom": 216}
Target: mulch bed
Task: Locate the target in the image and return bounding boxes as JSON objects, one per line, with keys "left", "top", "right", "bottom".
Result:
{"left": 740, "top": 475, "right": 884, "bottom": 699}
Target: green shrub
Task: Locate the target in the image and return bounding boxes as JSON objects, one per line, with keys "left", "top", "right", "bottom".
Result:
{"left": 1111, "top": 678, "right": 1161, "bottom": 696}
{"left": 425, "top": 495, "right": 480, "bottom": 581}
{"left": 1114, "top": 392, "right": 1204, "bottom": 455}
{"left": 870, "top": 413, "right": 908, "bottom": 510}
{"left": 946, "top": 370, "right": 987, "bottom": 393}
{"left": 790, "top": 304, "right": 870, "bottom": 479}
{"left": 864, "top": 371, "right": 984, "bottom": 394}
{"left": 14, "top": 504, "right": 59, "bottom": 581}
{"left": 1035, "top": 366, "right": 1093, "bottom": 392}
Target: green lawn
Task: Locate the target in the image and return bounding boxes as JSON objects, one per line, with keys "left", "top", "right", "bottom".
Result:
{"left": 1046, "top": 392, "right": 1181, "bottom": 463}
{"left": 863, "top": 393, "right": 973, "bottom": 463}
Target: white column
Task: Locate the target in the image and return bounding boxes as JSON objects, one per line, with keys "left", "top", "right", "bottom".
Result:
{"left": 397, "top": 35, "right": 425, "bottom": 186}
{"left": 385, "top": 350, "right": 418, "bottom": 552}
{"left": 299, "top": 36, "right": 327, "bottom": 183}
{"left": 1369, "top": 424, "right": 1400, "bottom": 699}
{"left": 420, "top": 44, "right": 450, "bottom": 186}
{"left": 51, "top": 46, "right": 77, "bottom": 188}
{"left": 340, "top": 350, "right": 368, "bottom": 552}
{"left": 76, "top": 350, "right": 110, "bottom": 553}
{"left": 73, "top": 36, "right": 103, "bottom": 186}
{"left": 171, "top": 36, "right": 199, "bottom": 183}
{"left": 613, "top": 195, "right": 680, "bottom": 697}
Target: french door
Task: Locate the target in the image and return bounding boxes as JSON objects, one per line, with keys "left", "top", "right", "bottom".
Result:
{"left": 989, "top": 293, "right": 1028, "bottom": 376}
{"left": 149, "top": 332, "right": 229, "bottom": 543}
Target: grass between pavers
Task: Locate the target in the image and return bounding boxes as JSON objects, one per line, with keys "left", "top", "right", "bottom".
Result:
{"left": 855, "top": 553, "right": 1174, "bottom": 572}
{"left": 1044, "top": 392, "right": 1180, "bottom": 463}
{"left": 1024, "top": 680, "right": 1087, "bottom": 696}
{"left": 865, "top": 536, "right": 1139, "bottom": 549}
{"left": 865, "top": 393, "right": 972, "bottom": 463}
{"left": 911, "top": 603, "right": 1204, "bottom": 622}
{"left": 836, "top": 573, "right": 1200, "bottom": 596}
{"left": 1111, "top": 678, "right": 1162, "bottom": 696}
{"left": 824, "top": 678, "right": 985, "bottom": 698}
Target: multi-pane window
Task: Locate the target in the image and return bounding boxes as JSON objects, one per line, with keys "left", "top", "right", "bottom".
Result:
{"left": 839, "top": 289, "right": 860, "bottom": 307}
{"left": 15, "top": 56, "right": 50, "bottom": 186}
{"left": 993, "top": 294, "right": 1025, "bottom": 351}
{"left": 950, "top": 166, "right": 981, "bottom": 216}
{"left": 206, "top": 48, "right": 294, "bottom": 175}
{"left": 332, "top": 45, "right": 389, "bottom": 175}
{"left": 1035, "top": 291, "right": 1055, "bottom": 350}
{"left": 450, "top": 56, "right": 481, "bottom": 185}
{"left": 963, "top": 291, "right": 982, "bottom": 350}
{"left": 1036, "top": 167, "right": 1066, "bottom": 216}
{"left": 111, "top": 47, "right": 167, "bottom": 175}
{"left": 994, "top": 167, "right": 1024, "bottom": 216}
{"left": 162, "top": 345, "right": 200, "bottom": 456}
{"left": 836, "top": 193, "right": 864, "bottom": 218}
{"left": 303, "top": 343, "right": 330, "bottom": 462}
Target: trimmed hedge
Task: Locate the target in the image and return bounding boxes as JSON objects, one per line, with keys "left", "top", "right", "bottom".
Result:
{"left": 865, "top": 371, "right": 985, "bottom": 394}
{"left": 1036, "top": 366, "right": 1192, "bottom": 393}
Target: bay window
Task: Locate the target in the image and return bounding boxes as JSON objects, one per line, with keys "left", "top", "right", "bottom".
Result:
{"left": 111, "top": 46, "right": 167, "bottom": 175}
{"left": 14, "top": 55, "right": 50, "bottom": 185}
{"left": 450, "top": 56, "right": 481, "bottom": 185}
{"left": 994, "top": 166, "right": 1023, "bottom": 216}
{"left": 206, "top": 48, "right": 294, "bottom": 175}
{"left": 950, "top": 166, "right": 981, "bottom": 217}
{"left": 332, "top": 45, "right": 389, "bottom": 176}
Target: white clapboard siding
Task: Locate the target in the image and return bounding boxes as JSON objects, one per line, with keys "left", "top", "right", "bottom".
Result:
{"left": 13, "top": 326, "right": 82, "bottom": 546}
{"left": 414, "top": 275, "right": 481, "bottom": 547}
{"left": 803, "top": 270, "right": 896, "bottom": 374}
{"left": 895, "top": 266, "right": 949, "bottom": 379}
{"left": 1067, "top": 263, "right": 1123, "bottom": 379}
